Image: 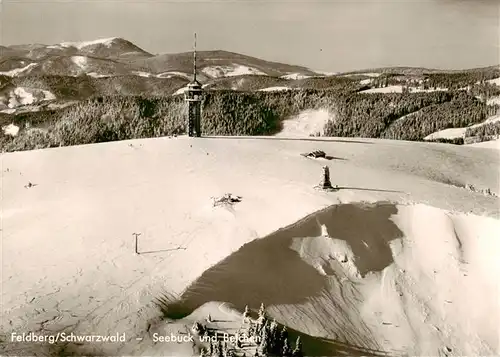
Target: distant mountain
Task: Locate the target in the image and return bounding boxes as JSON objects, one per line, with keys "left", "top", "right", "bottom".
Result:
{"left": 0, "top": 38, "right": 153, "bottom": 61}
{"left": 1, "top": 37, "right": 498, "bottom": 82}
{"left": 0, "top": 38, "right": 321, "bottom": 81}
{"left": 0, "top": 37, "right": 334, "bottom": 113}
{"left": 0, "top": 37, "right": 499, "bottom": 118}
{"left": 131, "top": 50, "right": 320, "bottom": 80}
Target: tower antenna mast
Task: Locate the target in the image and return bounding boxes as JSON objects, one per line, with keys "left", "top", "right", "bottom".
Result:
{"left": 185, "top": 31, "right": 202, "bottom": 138}
{"left": 193, "top": 32, "right": 197, "bottom": 82}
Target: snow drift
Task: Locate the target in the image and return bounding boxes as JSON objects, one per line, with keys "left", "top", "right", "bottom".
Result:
{"left": 141, "top": 202, "right": 499, "bottom": 356}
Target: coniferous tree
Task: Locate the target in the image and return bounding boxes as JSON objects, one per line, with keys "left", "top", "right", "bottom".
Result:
{"left": 248, "top": 322, "right": 256, "bottom": 340}
{"left": 258, "top": 303, "right": 266, "bottom": 320}
{"left": 258, "top": 320, "right": 267, "bottom": 342}
{"left": 269, "top": 318, "right": 279, "bottom": 353}
{"left": 256, "top": 303, "right": 267, "bottom": 335}
{"left": 292, "top": 336, "right": 303, "bottom": 357}
{"left": 280, "top": 325, "right": 289, "bottom": 343}
{"left": 259, "top": 324, "right": 270, "bottom": 356}
{"left": 243, "top": 305, "right": 250, "bottom": 323}
{"left": 282, "top": 337, "right": 292, "bottom": 357}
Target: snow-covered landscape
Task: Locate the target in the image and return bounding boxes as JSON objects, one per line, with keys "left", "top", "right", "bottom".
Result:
{"left": 1, "top": 0, "right": 499, "bottom": 355}
{"left": 1, "top": 34, "right": 499, "bottom": 355}
{"left": 1, "top": 125, "right": 499, "bottom": 356}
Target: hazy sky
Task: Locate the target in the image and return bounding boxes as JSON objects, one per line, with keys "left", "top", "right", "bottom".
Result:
{"left": 1, "top": 0, "right": 498, "bottom": 72}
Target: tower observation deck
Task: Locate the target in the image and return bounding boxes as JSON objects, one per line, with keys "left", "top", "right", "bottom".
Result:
{"left": 184, "top": 33, "right": 203, "bottom": 137}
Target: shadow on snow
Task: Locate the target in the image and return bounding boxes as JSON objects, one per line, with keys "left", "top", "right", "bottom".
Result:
{"left": 155, "top": 201, "right": 405, "bottom": 356}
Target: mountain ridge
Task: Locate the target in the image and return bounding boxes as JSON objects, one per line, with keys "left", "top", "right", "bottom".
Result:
{"left": 2, "top": 37, "right": 498, "bottom": 79}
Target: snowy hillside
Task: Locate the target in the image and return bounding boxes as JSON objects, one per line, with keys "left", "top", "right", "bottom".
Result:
{"left": 54, "top": 37, "right": 152, "bottom": 59}
{"left": 276, "top": 109, "right": 332, "bottom": 137}
{"left": 0, "top": 63, "right": 39, "bottom": 77}
{"left": 59, "top": 37, "right": 122, "bottom": 50}
{"left": 259, "top": 86, "right": 292, "bottom": 92}
{"left": 202, "top": 64, "right": 267, "bottom": 78}
{"left": 360, "top": 85, "right": 449, "bottom": 94}
{"left": 0, "top": 86, "right": 56, "bottom": 112}
{"left": 425, "top": 114, "right": 500, "bottom": 141}
{"left": 1, "top": 135, "right": 498, "bottom": 356}
{"left": 487, "top": 77, "right": 500, "bottom": 86}
{"left": 280, "top": 73, "right": 315, "bottom": 80}
{"left": 132, "top": 50, "right": 319, "bottom": 79}
{"left": 2, "top": 123, "right": 20, "bottom": 136}
{"left": 0, "top": 40, "right": 320, "bottom": 83}
{"left": 468, "top": 138, "right": 500, "bottom": 149}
